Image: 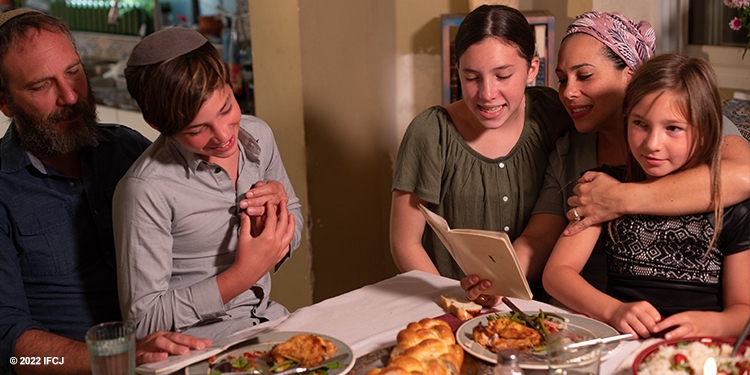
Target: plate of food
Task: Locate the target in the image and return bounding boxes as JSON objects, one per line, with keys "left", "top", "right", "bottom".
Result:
{"left": 185, "top": 332, "right": 354, "bottom": 375}
{"left": 455, "top": 310, "right": 623, "bottom": 370}
{"left": 633, "top": 337, "right": 750, "bottom": 375}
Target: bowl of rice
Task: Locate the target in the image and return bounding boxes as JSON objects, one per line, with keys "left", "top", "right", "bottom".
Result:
{"left": 633, "top": 337, "right": 750, "bottom": 375}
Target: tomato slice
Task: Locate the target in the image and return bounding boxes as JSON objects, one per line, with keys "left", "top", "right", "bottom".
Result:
{"left": 672, "top": 353, "right": 688, "bottom": 366}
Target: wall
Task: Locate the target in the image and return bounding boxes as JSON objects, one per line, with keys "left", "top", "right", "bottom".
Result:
{"left": 250, "top": 0, "right": 471, "bottom": 303}
{"left": 297, "top": 0, "right": 401, "bottom": 301}
{"left": 248, "top": 1, "right": 313, "bottom": 311}
{"left": 393, "top": 1, "right": 469, "bottom": 159}
{"left": 0, "top": 113, "right": 7, "bottom": 136}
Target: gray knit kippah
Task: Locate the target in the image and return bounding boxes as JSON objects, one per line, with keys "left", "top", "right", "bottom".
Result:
{"left": 0, "top": 9, "right": 43, "bottom": 28}
{"left": 127, "top": 27, "right": 208, "bottom": 67}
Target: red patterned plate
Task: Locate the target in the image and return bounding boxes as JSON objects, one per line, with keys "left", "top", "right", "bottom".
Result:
{"left": 632, "top": 336, "right": 750, "bottom": 374}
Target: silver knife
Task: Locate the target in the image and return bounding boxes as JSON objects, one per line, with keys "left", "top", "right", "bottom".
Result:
{"left": 219, "top": 353, "right": 350, "bottom": 375}
{"left": 501, "top": 297, "right": 548, "bottom": 342}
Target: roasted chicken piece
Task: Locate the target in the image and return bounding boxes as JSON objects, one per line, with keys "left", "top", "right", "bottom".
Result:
{"left": 269, "top": 334, "right": 338, "bottom": 367}
{"left": 472, "top": 317, "right": 541, "bottom": 352}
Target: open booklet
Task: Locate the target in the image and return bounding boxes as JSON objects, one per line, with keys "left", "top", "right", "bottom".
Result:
{"left": 418, "top": 204, "right": 533, "bottom": 300}
{"left": 135, "top": 324, "right": 275, "bottom": 375}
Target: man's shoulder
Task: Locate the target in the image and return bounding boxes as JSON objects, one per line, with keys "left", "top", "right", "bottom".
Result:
{"left": 97, "top": 123, "right": 150, "bottom": 141}
{"left": 96, "top": 123, "right": 151, "bottom": 152}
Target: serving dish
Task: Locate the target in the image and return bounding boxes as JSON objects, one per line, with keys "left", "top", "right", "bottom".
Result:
{"left": 632, "top": 336, "right": 750, "bottom": 375}
{"left": 185, "top": 331, "right": 354, "bottom": 375}
{"left": 455, "top": 311, "right": 623, "bottom": 370}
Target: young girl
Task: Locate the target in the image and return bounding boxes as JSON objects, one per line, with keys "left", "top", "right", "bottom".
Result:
{"left": 542, "top": 54, "right": 750, "bottom": 340}
{"left": 390, "top": 5, "right": 572, "bottom": 304}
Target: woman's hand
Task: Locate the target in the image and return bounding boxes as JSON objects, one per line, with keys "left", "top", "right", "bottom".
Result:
{"left": 460, "top": 274, "right": 501, "bottom": 307}
{"left": 565, "top": 172, "right": 625, "bottom": 235}
{"left": 135, "top": 331, "right": 212, "bottom": 365}
{"left": 608, "top": 300, "right": 661, "bottom": 339}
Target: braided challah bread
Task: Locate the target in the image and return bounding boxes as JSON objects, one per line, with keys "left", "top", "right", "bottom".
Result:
{"left": 365, "top": 318, "right": 464, "bottom": 375}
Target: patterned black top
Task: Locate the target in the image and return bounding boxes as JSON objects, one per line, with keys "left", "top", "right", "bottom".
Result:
{"left": 595, "top": 163, "right": 750, "bottom": 316}
{"left": 603, "top": 201, "right": 750, "bottom": 316}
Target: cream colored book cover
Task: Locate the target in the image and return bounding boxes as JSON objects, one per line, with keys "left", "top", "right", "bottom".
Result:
{"left": 418, "top": 204, "right": 533, "bottom": 300}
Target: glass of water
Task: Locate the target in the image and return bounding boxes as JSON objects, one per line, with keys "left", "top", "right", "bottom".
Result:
{"left": 547, "top": 324, "right": 602, "bottom": 375}
{"left": 85, "top": 321, "right": 136, "bottom": 375}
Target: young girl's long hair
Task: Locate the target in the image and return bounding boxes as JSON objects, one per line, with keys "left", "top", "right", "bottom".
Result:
{"left": 620, "top": 54, "right": 724, "bottom": 256}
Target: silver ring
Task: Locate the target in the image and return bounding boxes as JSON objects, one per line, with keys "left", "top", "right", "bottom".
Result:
{"left": 478, "top": 295, "right": 487, "bottom": 302}
{"left": 573, "top": 207, "right": 582, "bottom": 221}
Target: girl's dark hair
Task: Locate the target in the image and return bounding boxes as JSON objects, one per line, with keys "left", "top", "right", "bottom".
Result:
{"left": 124, "top": 42, "right": 231, "bottom": 137}
{"left": 454, "top": 5, "right": 536, "bottom": 66}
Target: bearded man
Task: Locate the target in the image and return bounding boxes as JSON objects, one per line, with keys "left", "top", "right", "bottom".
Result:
{"left": 0, "top": 10, "right": 210, "bottom": 375}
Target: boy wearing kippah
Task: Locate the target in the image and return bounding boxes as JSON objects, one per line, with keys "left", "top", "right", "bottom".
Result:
{"left": 115, "top": 27, "right": 303, "bottom": 341}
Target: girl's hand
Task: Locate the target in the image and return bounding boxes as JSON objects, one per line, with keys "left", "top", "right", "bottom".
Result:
{"left": 460, "top": 274, "right": 501, "bottom": 307}
{"left": 653, "top": 311, "right": 711, "bottom": 340}
{"left": 609, "top": 300, "right": 662, "bottom": 339}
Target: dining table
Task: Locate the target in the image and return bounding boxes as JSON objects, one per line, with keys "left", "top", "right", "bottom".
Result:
{"left": 179, "top": 270, "right": 653, "bottom": 375}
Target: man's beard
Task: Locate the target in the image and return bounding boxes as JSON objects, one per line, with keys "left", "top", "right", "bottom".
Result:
{"left": 11, "top": 85, "right": 100, "bottom": 158}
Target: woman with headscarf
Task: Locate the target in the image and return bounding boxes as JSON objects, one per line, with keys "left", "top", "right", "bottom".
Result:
{"left": 553, "top": 12, "right": 749, "bottom": 232}
{"left": 461, "top": 11, "right": 750, "bottom": 306}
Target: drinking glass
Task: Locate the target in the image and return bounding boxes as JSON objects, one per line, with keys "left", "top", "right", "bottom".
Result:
{"left": 547, "top": 324, "right": 602, "bottom": 375}
{"left": 85, "top": 321, "right": 136, "bottom": 375}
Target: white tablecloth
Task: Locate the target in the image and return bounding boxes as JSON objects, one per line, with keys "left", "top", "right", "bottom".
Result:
{"left": 273, "top": 270, "right": 644, "bottom": 375}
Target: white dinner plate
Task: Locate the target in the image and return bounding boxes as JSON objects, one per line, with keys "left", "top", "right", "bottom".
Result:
{"left": 455, "top": 311, "right": 623, "bottom": 370}
{"left": 185, "top": 331, "right": 354, "bottom": 375}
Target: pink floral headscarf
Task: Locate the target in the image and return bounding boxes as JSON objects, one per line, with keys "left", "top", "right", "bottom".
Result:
{"left": 566, "top": 11, "right": 656, "bottom": 71}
